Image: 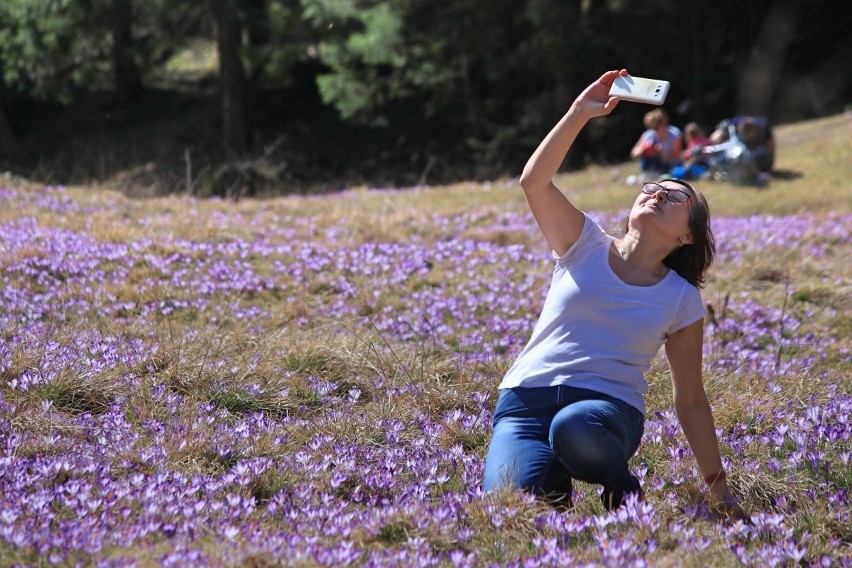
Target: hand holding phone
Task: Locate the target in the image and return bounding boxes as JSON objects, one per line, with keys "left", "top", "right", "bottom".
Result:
{"left": 609, "top": 75, "right": 670, "bottom": 105}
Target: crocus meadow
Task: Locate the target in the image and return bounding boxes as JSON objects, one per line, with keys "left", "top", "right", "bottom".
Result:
{"left": 0, "top": 183, "right": 849, "bottom": 566}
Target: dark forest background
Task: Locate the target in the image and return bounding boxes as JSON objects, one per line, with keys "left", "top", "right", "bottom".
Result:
{"left": 0, "top": 0, "right": 849, "bottom": 197}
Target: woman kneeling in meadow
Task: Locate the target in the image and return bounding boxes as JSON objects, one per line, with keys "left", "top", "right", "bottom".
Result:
{"left": 483, "top": 69, "right": 739, "bottom": 512}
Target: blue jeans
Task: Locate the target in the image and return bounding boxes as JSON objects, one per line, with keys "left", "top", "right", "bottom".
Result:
{"left": 483, "top": 386, "right": 645, "bottom": 510}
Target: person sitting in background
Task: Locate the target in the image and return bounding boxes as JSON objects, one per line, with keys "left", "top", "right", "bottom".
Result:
{"left": 671, "top": 122, "right": 711, "bottom": 180}
{"left": 629, "top": 109, "right": 683, "bottom": 179}
{"left": 710, "top": 116, "right": 775, "bottom": 174}
{"left": 706, "top": 115, "right": 775, "bottom": 185}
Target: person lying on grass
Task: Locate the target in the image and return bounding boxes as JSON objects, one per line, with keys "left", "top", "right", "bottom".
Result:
{"left": 483, "top": 69, "right": 740, "bottom": 514}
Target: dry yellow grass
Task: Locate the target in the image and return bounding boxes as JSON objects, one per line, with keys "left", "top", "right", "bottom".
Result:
{"left": 1, "top": 112, "right": 849, "bottom": 566}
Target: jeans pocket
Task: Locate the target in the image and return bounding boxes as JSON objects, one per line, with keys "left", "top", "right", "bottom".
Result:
{"left": 492, "top": 387, "right": 558, "bottom": 424}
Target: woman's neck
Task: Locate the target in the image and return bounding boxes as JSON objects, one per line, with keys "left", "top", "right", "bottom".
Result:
{"left": 613, "top": 232, "right": 671, "bottom": 284}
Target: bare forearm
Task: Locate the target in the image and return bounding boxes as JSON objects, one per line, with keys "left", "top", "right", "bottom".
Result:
{"left": 519, "top": 105, "right": 589, "bottom": 192}
{"left": 675, "top": 396, "right": 725, "bottom": 482}
{"left": 667, "top": 322, "right": 737, "bottom": 504}
{"left": 514, "top": 70, "right": 623, "bottom": 255}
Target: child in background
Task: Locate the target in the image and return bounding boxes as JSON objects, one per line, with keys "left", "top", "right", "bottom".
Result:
{"left": 672, "top": 122, "right": 711, "bottom": 180}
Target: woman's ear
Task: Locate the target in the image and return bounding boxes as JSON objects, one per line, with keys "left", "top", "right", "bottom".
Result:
{"left": 679, "top": 232, "right": 694, "bottom": 246}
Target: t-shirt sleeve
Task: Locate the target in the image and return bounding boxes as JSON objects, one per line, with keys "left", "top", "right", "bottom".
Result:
{"left": 668, "top": 284, "right": 706, "bottom": 334}
{"left": 552, "top": 213, "right": 605, "bottom": 268}
{"left": 638, "top": 130, "right": 655, "bottom": 145}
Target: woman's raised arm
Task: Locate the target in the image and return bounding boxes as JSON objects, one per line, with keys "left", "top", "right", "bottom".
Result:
{"left": 519, "top": 69, "right": 626, "bottom": 256}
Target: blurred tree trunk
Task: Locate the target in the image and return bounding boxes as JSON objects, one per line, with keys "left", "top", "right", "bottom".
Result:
{"left": 111, "top": 0, "right": 143, "bottom": 100}
{"left": 244, "top": 0, "right": 270, "bottom": 49}
{"left": 561, "top": 0, "right": 592, "bottom": 168}
{"left": 244, "top": 0, "right": 270, "bottom": 82}
{"left": 736, "top": 0, "right": 804, "bottom": 117}
{"left": 211, "top": 0, "right": 248, "bottom": 156}
{"left": 0, "top": 105, "right": 19, "bottom": 158}
{"left": 688, "top": 0, "right": 706, "bottom": 125}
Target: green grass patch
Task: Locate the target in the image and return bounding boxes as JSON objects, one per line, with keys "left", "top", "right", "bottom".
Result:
{"left": 33, "top": 378, "right": 114, "bottom": 416}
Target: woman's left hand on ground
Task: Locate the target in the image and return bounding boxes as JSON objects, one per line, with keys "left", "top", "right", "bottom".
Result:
{"left": 709, "top": 491, "right": 750, "bottom": 522}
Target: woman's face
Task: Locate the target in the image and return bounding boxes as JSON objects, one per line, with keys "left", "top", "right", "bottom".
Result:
{"left": 629, "top": 181, "right": 694, "bottom": 245}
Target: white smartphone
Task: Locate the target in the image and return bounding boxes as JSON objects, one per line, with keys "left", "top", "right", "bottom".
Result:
{"left": 608, "top": 75, "right": 670, "bottom": 105}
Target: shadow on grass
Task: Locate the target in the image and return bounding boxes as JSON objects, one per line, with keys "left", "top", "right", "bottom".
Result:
{"left": 770, "top": 168, "right": 804, "bottom": 181}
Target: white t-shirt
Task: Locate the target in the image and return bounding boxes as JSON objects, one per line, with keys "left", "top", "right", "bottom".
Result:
{"left": 498, "top": 213, "right": 706, "bottom": 414}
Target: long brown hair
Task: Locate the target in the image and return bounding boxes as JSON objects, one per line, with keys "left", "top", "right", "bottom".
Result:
{"left": 660, "top": 178, "right": 715, "bottom": 288}
{"left": 612, "top": 178, "right": 715, "bottom": 288}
